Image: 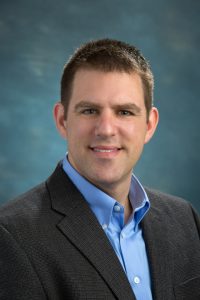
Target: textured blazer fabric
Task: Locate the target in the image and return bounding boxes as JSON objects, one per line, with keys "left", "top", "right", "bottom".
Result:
{"left": 0, "top": 163, "right": 200, "bottom": 300}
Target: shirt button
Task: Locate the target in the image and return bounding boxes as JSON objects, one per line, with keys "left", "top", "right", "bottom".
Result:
{"left": 133, "top": 276, "right": 140, "bottom": 284}
{"left": 114, "top": 205, "right": 121, "bottom": 212}
{"left": 102, "top": 224, "right": 108, "bottom": 230}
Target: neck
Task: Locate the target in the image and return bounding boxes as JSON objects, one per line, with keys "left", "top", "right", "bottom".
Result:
{"left": 95, "top": 178, "right": 133, "bottom": 224}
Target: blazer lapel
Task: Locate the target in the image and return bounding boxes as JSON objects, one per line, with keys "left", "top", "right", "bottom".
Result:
{"left": 142, "top": 190, "right": 175, "bottom": 300}
{"left": 47, "top": 164, "right": 136, "bottom": 300}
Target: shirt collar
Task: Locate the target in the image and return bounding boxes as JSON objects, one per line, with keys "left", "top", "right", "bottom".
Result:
{"left": 62, "top": 155, "right": 150, "bottom": 229}
{"left": 129, "top": 175, "right": 150, "bottom": 228}
{"left": 62, "top": 156, "right": 115, "bottom": 226}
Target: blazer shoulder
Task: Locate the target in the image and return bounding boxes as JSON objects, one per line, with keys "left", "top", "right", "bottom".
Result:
{"left": 0, "top": 181, "right": 49, "bottom": 225}
{"left": 145, "top": 187, "right": 200, "bottom": 234}
{"left": 0, "top": 163, "right": 69, "bottom": 229}
{"left": 145, "top": 187, "right": 189, "bottom": 207}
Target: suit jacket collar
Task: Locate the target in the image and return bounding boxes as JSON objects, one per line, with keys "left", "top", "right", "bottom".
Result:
{"left": 46, "top": 163, "right": 136, "bottom": 300}
{"left": 142, "top": 188, "right": 175, "bottom": 300}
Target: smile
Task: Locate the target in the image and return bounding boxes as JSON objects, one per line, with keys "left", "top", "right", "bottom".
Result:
{"left": 89, "top": 147, "right": 121, "bottom": 158}
{"left": 93, "top": 149, "right": 117, "bottom": 153}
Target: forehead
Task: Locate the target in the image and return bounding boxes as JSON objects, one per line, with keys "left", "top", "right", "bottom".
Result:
{"left": 70, "top": 69, "right": 145, "bottom": 105}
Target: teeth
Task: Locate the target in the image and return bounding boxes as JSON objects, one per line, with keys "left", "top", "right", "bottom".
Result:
{"left": 93, "top": 149, "right": 114, "bottom": 153}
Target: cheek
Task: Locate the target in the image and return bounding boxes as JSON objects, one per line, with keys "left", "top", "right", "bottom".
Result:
{"left": 124, "top": 123, "right": 147, "bottom": 146}
{"left": 67, "top": 121, "right": 92, "bottom": 142}
{"left": 123, "top": 122, "right": 143, "bottom": 137}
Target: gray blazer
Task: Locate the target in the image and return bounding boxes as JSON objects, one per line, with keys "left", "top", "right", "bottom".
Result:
{"left": 0, "top": 163, "right": 200, "bottom": 300}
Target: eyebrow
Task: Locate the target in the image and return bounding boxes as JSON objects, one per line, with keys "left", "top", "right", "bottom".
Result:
{"left": 114, "top": 103, "right": 141, "bottom": 114}
{"left": 74, "top": 101, "right": 101, "bottom": 111}
{"left": 74, "top": 100, "right": 142, "bottom": 114}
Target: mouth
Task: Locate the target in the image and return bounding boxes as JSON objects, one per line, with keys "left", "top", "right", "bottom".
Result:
{"left": 89, "top": 146, "right": 121, "bottom": 157}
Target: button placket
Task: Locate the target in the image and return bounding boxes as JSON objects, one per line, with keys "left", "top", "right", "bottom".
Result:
{"left": 102, "top": 224, "right": 108, "bottom": 230}
{"left": 133, "top": 276, "right": 140, "bottom": 284}
{"left": 114, "top": 205, "right": 121, "bottom": 212}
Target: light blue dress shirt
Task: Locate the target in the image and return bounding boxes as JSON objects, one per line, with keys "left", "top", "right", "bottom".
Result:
{"left": 62, "top": 156, "right": 152, "bottom": 300}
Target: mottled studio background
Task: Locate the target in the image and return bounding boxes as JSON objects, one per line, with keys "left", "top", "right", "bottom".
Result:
{"left": 0, "top": 0, "right": 199, "bottom": 211}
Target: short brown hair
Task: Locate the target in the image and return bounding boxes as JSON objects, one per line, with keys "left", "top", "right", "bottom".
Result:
{"left": 61, "top": 38, "right": 154, "bottom": 118}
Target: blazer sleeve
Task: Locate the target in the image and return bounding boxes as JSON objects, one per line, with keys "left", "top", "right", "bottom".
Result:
{"left": 0, "top": 224, "right": 47, "bottom": 300}
{"left": 190, "top": 204, "right": 200, "bottom": 237}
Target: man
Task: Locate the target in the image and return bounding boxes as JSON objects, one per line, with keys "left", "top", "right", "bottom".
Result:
{"left": 0, "top": 39, "right": 199, "bottom": 300}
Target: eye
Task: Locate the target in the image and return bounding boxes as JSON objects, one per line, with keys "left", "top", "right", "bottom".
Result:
{"left": 118, "top": 110, "right": 133, "bottom": 116}
{"left": 81, "top": 108, "right": 97, "bottom": 115}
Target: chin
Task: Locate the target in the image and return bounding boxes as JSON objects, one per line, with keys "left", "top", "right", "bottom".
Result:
{"left": 90, "top": 174, "right": 122, "bottom": 187}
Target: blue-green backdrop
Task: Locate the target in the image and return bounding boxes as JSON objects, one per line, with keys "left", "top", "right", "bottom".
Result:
{"left": 0, "top": 0, "right": 199, "bottom": 212}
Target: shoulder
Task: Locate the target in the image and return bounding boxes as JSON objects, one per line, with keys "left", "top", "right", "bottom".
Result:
{"left": 145, "top": 186, "right": 197, "bottom": 214}
{"left": 145, "top": 187, "right": 189, "bottom": 209}
{"left": 145, "top": 187, "right": 200, "bottom": 233}
{"left": 0, "top": 181, "right": 50, "bottom": 227}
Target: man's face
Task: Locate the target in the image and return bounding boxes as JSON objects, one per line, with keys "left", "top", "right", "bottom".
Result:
{"left": 60, "top": 69, "right": 158, "bottom": 191}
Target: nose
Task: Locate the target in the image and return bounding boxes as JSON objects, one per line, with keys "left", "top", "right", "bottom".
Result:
{"left": 94, "top": 111, "right": 117, "bottom": 138}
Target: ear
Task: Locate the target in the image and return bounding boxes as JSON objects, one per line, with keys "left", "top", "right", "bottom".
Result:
{"left": 53, "top": 102, "right": 67, "bottom": 139}
{"left": 144, "top": 107, "right": 159, "bottom": 144}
